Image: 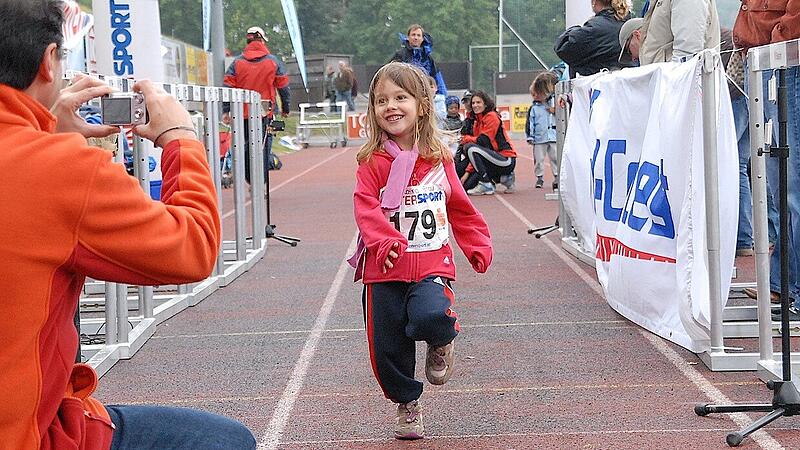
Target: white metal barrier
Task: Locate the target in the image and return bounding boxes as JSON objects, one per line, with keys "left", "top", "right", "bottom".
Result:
{"left": 72, "top": 74, "right": 270, "bottom": 377}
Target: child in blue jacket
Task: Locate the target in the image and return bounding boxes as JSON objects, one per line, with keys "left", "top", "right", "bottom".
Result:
{"left": 525, "top": 72, "right": 559, "bottom": 189}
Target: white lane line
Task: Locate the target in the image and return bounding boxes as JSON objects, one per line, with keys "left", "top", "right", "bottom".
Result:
{"left": 222, "top": 148, "right": 350, "bottom": 220}
{"left": 152, "top": 319, "right": 629, "bottom": 339}
{"left": 278, "top": 427, "right": 797, "bottom": 446}
{"left": 495, "top": 195, "right": 784, "bottom": 450}
{"left": 258, "top": 232, "right": 358, "bottom": 450}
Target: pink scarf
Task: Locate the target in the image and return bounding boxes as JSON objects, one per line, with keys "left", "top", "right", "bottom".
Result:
{"left": 347, "top": 134, "right": 419, "bottom": 271}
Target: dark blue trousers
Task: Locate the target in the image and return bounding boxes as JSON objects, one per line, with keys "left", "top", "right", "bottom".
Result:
{"left": 363, "top": 275, "right": 460, "bottom": 403}
{"left": 107, "top": 405, "right": 256, "bottom": 450}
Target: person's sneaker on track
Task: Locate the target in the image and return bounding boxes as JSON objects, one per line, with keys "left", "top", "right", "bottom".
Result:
{"left": 394, "top": 400, "right": 424, "bottom": 440}
{"left": 425, "top": 341, "right": 455, "bottom": 385}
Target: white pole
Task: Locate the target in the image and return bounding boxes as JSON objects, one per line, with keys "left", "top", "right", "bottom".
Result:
{"left": 701, "top": 51, "right": 724, "bottom": 354}
{"left": 498, "top": 0, "right": 503, "bottom": 73}
{"left": 746, "top": 51, "right": 774, "bottom": 361}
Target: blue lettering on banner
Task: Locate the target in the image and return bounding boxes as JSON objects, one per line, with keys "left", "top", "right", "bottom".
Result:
{"left": 591, "top": 139, "right": 675, "bottom": 239}
{"left": 110, "top": 0, "right": 134, "bottom": 76}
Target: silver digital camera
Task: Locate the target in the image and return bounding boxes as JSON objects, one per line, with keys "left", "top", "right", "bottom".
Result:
{"left": 100, "top": 92, "right": 147, "bottom": 126}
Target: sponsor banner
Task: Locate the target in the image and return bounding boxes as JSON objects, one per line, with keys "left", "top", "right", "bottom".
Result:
{"left": 92, "top": 0, "right": 164, "bottom": 80}
{"left": 560, "top": 57, "right": 738, "bottom": 353}
{"left": 511, "top": 104, "right": 529, "bottom": 133}
{"left": 496, "top": 106, "right": 511, "bottom": 132}
{"left": 347, "top": 113, "right": 368, "bottom": 139}
{"left": 186, "top": 46, "right": 210, "bottom": 86}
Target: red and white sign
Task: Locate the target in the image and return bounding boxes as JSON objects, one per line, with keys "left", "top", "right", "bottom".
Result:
{"left": 347, "top": 113, "right": 368, "bottom": 139}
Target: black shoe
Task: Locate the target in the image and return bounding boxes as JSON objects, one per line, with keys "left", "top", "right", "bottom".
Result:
{"left": 552, "top": 181, "right": 558, "bottom": 190}
{"left": 535, "top": 178, "right": 543, "bottom": 188}
{"left": 771, "top": 305, "right": 800, "bottom": 322}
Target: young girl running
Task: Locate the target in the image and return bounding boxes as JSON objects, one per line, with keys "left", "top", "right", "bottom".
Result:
{"left": 348, "top": 62, "right": 493, "bottom": 440}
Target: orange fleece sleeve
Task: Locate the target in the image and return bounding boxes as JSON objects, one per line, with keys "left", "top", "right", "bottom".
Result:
{"left": 72, "top": 139, "right": 221, "bottom": 285}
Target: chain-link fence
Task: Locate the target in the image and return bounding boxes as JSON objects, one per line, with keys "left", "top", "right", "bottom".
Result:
{"left": 470, "top": 0, "right": 652, "bottom": 95}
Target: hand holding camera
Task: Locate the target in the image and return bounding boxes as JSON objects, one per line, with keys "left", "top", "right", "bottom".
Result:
{"left": 52, "top": 73, "right": 119, "bottom": 138}
{"left": 131, "top": 80, "right": 196, "bottom": 147}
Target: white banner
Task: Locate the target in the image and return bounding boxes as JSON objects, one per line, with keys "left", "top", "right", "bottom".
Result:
{"left": 91, "top": 0, "right": 163, "bottom": 80}
{"left": 560, "top": 56, "right": 738, "bottom": 353}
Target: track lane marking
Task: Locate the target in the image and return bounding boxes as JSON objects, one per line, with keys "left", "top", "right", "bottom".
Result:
{"left": 257, "top": 232, "right": 358, "bottom": 450}
{"left": 495, "top": 195, "right": 784, "bottom": 450}
{"left": 221, "top": 148, "right": 349, "bottom": 220}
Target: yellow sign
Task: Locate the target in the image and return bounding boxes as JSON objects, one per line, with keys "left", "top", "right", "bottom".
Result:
{"left": 185, "top": 46, "right": 209, "bottom": 86}
{"left": 511, "top": 104, "right": 529, "bottom": 134}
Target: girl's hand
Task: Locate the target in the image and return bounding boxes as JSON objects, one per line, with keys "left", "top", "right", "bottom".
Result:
{"left": 383, "top": 242, "right": 399, "bottom": 273}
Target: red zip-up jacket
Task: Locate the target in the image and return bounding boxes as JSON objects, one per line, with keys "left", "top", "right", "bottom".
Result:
{"left": 223, "top": 40, "right": 290, "bottom": 116}
{"left": 353, "top": 150, "right": 492, "bottom": 283}
{"left": 0, "top": 84, "right": 221, "bottom": 450}
{"left": 460, "top": 110, "right": 517, "bottom": 159}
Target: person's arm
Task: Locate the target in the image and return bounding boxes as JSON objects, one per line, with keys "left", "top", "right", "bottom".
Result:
{"left": 444, "top": 161, "right": 492, "bottom": 273}
{"left": 772, "top": 0, "right": 800, "bottom": 43}
{"left": 476, "top": 112, "right": 502, "bottom": 148}
{"left": 553, "top": 20, "right": 598, "bottom": 66}
{"left": 67, "top": 80, "right": 220, "bottom": 285}
{"left": 353, "top": 161, "right": 409, "bottom": 270}
{"left": 670, "top": 0, "right": 712, "bottom": 60}
{"left": 274, "top": 58, "right": 291, "bottom": 117}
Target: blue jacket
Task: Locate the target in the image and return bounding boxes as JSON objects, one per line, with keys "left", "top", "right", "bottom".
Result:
{"left": 525, "top": 97, "right": 556, "bottom": 144}
{"left": 390, "top": 32, "right": 448, "bottom": 95}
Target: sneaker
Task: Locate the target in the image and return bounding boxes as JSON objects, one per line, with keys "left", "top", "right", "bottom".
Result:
{"left": 552, "top": 181, "right": 559, "bottom": 190}
{"left": 467, "top": 181, "right": 495, "bottom": 196}
{"left": 771, "top": 305, "right": 800, "bottom": 322}
{"left": 499, "top": 173, "right": 515, "bottom": 194}
{"left": 743, "top": 287, "right": 781, "bottom": 304}
{"left": 535, "top": 177, "right": 544, "bottom": 189}
{"left": 395, "top": 400, "right": 424, "bottom": 440}
{"left": 736, "top": 247, "right": 754, "bottom": 257}
{"left": 425, "top": 341, "right": 455, "bottom": 385}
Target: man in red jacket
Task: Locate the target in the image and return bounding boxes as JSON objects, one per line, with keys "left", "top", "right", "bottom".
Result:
{"left": 224, "top": 26, "right": 291, "bottom": 183}
{"left": 0, "top": 1, "right": 255, "bottom": 449}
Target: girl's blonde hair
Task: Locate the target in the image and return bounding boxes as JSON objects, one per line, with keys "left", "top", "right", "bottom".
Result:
{"left": 597, "top": 0, "right": 630, "bottom": 21}
{"left": 356, "top": 62, "right": 453, "bottom": 164}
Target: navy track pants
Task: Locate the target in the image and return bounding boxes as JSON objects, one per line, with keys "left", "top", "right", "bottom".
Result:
{"left": 362, "top": 275, "right": 460, "bottom": 403}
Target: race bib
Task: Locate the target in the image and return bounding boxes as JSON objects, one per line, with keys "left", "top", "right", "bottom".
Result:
{"left": 388, "top": 184, "right": 449, "bottom": 252}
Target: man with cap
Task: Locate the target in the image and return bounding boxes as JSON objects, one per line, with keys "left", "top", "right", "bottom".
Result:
{"left": 224, "top": 26, "right": 290, "bottom": 183}
{"left": 618, "top": 18, "right": 645, "bottom": 64}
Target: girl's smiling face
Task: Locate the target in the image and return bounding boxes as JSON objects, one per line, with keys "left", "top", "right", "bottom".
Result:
{"left": 373, "top": 79, "right": 420, "bottom": 149}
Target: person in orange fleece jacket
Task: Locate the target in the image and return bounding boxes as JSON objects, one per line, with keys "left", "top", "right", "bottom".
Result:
{"left": 0, "top": 1, "right": 255, "bottom": 449}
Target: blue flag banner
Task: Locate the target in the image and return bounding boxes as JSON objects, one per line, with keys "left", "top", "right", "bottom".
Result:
{"left": 280, "top": 0, "right": 308, "bottom": 90}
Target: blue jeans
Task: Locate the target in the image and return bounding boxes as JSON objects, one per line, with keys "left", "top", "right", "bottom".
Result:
{"left": 107, "top": 405, "right": 256, "bottom": 450}
{"left": 336, "top": 90, "right": 355, "bottom": 112}
{"left": 762, "top": 67, "right": 800, "bottom": 306}
{"left": 732, "top": 94, "right": 753, "bottom": 249}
